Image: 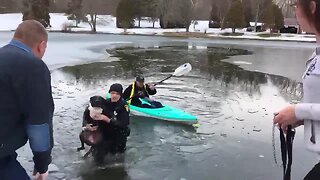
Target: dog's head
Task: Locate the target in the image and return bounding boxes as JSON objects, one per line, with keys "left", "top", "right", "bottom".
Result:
{"left": 88, "top": 96, "right": 106, "bottom": 114}
{"left": 90, "top": 96, "right": 105, "bottom": 107}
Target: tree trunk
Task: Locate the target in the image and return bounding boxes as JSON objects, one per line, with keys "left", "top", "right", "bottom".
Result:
{"left": 88, "top": 21, "right": 93, "bottom": 31}
{"left": 138, "top": 17, "right": 141, "bottom": 27}
{"left": 254, "top": 0, "right": 260, "bottom": 32}
{"left": 186, "top": 24, "right": 190, "bottom": 32}
{"left": 298, "top": 24, "right": 302, "bottom": 34}
{"left": 220, "top": 19, "right": 225, "bottom": 29}
{"left": 89, "top": 14, "right": 94, "bottom": 32}
{"left": 232, "top": 28, "right": 235, "bottom": 33}
{"left": 152, "top": 21, "right": 155, "bottom": 28}
{"left": 162, "top": 16, "right": 168, "bottom": 29}
{"left": 93, "top": 14, "right": 97, "bottom": 32}
{"left": 286, "top": 0, "right": 290, "bottom": 18}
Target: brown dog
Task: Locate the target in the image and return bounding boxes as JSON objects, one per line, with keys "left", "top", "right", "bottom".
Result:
{"left": 77, "top": 96, "right": 106, "bottom": 157}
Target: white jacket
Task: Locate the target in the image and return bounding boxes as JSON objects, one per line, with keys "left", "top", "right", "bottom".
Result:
{"left": 295, "top": 48, "right": 320, "bottom": 157}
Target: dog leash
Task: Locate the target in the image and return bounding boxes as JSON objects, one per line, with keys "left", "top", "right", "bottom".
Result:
{"left": 279, "top": 125, "right": 295, "bottom": 180}
{"left": 272, "top": 124, "right": 279, "bottom": 166}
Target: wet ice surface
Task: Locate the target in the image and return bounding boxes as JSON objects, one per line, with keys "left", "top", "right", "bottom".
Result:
{"left": 2, "top": 33, "right": 315, "bottom": 180}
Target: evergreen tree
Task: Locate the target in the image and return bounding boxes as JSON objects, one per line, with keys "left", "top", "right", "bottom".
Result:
{"left": 273, "top": 4, "right": 284, "bottom": 31}
{"left": 242, "top": 0, "right": 253, "bottom": 27}
{"left": 178, "top": 0, "right": 193, "bottom": 32}
{"left": 22, "top": 0, "right": 51, "bottom": 27}
{"left": 224, "top": 0, "right": 246, "bottom": 33}
{"left": 210, "top": 4, "right": 219, "bottom": 22}
{"left": 116, "top": 0, "right": 135, "bottom": 30}
{"left": 260, "top": 0, "right": 275, "bottom": 31}
{"left": 209, "top": 3, "right": 221, "bottom": 28}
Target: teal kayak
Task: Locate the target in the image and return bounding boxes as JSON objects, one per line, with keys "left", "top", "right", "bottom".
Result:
{"left": 106, "top": 93, "right": 197, "bottom": 124}
{"left": 129, "top": 103, "right": 197, "bottom": 124}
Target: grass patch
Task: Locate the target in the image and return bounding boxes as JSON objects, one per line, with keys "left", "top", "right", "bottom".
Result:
{"left": 119, "top": 31, "right": 131, "bottom": 35}
{"left": 304, "top": 35, "right": 316, "bottom": 38}
{"left": 162, "top": 32, "right": 209, "bottom": 38}
{"left": 221, "top": 32, "right": 244, "bottom": 36}
{"left": 257, "top": 33, "right": 281, "bottom": 38}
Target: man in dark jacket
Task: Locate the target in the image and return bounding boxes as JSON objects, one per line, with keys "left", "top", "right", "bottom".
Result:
{"left": 123, "top": 76, "right": 162, "bottom": 108}
{"left": 90, "top": 84, "right": 130, "bottom": 165}
{"left": 0, "top": 20, "right": 54, "bottom": 180}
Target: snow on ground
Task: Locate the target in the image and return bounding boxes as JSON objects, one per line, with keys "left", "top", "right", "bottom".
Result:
{"left": 0, "top": 13, "right": 24, "bottom": 31}
{"left": 0, "top": 13, "right": 316, "bottom": 42}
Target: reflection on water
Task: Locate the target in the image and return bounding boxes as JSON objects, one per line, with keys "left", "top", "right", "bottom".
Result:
{"left": 46, "top": 44, "right": 312, "bottom": 180}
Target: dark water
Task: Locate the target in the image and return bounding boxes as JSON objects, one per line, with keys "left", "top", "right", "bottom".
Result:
{"left": 31, "top": 41, "right": 316, "bottom": 180}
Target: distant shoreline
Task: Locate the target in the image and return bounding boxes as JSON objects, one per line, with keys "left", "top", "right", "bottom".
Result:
{"left": 0, "top": 29, "right": 316, "bottom": 44}
{"left": 49, "top": 30, "right": 317, "bottom": 44}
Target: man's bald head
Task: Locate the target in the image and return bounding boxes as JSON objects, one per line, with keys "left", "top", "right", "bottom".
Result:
{"left": 14, "top": 20, "right": 48, "bottom": 48}
{"left": 13, "top": 20, "right": 48, "bottom": 59}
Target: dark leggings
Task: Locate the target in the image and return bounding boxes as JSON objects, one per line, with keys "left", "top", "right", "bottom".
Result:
{"left": 304, "top": 162, "right": 320, "bottom": 180}
{"left": 93, "top": 132, "right": 129, "bottom": 165}
{"left": 141, "top": 101, "right": 163, "bottom": 108}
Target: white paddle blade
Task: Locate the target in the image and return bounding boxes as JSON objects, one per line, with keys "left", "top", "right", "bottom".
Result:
{"left": 173, "top": 63, "right": 192, "bottom": 76}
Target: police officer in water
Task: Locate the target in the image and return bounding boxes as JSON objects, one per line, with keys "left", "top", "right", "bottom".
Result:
{"left": 90, "top": 83, "right": 130, "bottom": 165}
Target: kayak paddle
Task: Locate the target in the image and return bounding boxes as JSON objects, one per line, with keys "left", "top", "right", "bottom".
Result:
{"left": 155, "top": 63, "right": 192, "bottom": 85}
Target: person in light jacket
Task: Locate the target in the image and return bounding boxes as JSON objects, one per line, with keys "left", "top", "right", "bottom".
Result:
{"left": 274, "top": 0, "right": 320, "bottom": 179}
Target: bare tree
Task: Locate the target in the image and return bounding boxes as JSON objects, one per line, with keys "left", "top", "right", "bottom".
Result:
{"left": 82, "top": 0, "right": 108, "bottom": 32}
{"left": 0, "top": 0, "right": 15, "bottom": 13}
{"left": 66, "top": 0, "right": 85, "bottom": 27}
{"left": 0, "top": 0, "right": 24, "bottom": 13}
{"left": 211, "top": 0, "right": 232, "bottom": 28}
{"left": 254, "top": 0, "right": 262, "bottom": 32}
{"left": 145, "top": 0, "right": 160, "bottom": 28}
{"left": 132, "top": 0, "right": 143, "bottom": 27}
{"left": 275, "top": 0, "right": 295, "bottom": 18}
{"left": 252, "top": 0, "right": 273, "bottom": 32}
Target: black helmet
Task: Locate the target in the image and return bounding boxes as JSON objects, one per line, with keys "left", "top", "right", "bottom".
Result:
{"left": 136, "top": 76, "right": 145, "bottom": 82}
{"left": 109, "top": 83, "right": 123, "bottom": 95}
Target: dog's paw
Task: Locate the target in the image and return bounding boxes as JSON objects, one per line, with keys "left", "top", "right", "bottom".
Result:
{"left": 77, "top": 147, "right": 85, "bottom": 151}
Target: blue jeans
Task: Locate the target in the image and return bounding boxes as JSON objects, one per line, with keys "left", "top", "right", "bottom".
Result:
{"left": 0, "top": 153, "right": 30, "bottom": 180}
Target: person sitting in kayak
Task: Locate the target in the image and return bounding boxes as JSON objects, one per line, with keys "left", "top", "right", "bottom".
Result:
{"left": 123, "top": 76, "right": 163, "bottom": 108}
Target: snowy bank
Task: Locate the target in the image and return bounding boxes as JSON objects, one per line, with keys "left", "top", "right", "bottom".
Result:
{"left": 0, "top": 13, "right": 316, "bottom": 43}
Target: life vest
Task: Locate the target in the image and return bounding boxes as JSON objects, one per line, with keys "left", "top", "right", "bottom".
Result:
{"left": 128, "top": 82, "right": 149, "bottom": 104}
